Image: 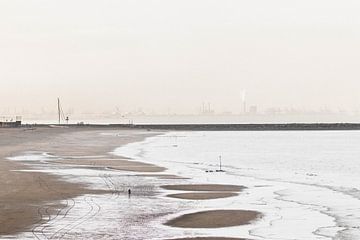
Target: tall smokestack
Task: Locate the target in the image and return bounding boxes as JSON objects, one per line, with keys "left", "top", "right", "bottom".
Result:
{"left": 242, "top": 90, "right": 247, "bottom": 114}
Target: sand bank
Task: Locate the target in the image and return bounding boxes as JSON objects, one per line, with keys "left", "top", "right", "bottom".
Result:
{"left": 165, "top": 210, "right": 261, "bottom": 228}
{"left": 135, "top": 174, "right": 189, "bottom": 179}
{"left": 169, "top": 238, "right": 249, "bottom": 240}
{"left": 55, "top": 159, "right": 166, "bottom": 172}
{"left": 161, "top": 184, "right": 245, "bottom": 192}
{"left": 162, "top": 184, "right": 244, "bottom": 200}
{"left": 167, "top": 192, "right": 238, "bottom": 200}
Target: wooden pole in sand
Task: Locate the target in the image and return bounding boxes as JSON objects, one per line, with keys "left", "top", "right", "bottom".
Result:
{"left": 219, "top": 155, "right": 222, "bottom": 171}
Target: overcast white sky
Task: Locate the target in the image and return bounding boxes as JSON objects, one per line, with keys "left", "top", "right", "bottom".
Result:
{"left": 1, "top": 0, "right": 360, "bottom": 114}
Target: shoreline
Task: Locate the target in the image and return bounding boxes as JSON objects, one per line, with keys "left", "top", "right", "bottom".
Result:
{"left": 1, "top": 127, "right": 262, "bottom": 239}
{"left": 18, "top": 122, "right": 360, "bottom": 131}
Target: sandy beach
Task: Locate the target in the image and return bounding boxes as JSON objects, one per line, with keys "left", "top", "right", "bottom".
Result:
{"left": 0, "top": 127, "right": 261, "bottom": 239}
{"left": 0, "top": 127, "right": 155, "bottom": 235}
{"left": 0, "top": 127, "right": 84, "bottom": 235}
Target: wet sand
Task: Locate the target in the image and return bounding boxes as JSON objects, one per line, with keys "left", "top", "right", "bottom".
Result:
{"left": 0, "top": 127, "right": 154, "bottom": 235}
{"left": 163, "top": 182, "right": 259, "bottom": 231}
{"left": 54, "top": 159, "right": 166, "bottom": 172}
{"left": 169, "top": 238, "right": 249, "bottom": 240}
{"left": 136, "top": 174, "right": 189, "bottom": 179}
{"left": 161, "top": 184, "right": 245, "bottom": 192}
{"left": 0, "top": 128, "right": 80, "bottom": 234}
{"left": 165, "top": 210, "right": 261, "bottom": 228}
{"left": 167, "top": 192, "right": 238, "bottom": 200}
{"left": 163, "top": 184, "right": 243, "bottom": 200}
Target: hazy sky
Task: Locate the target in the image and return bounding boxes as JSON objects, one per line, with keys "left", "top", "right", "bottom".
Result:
{"left": 1, "top": 0, "right": 360, "bottom": 114}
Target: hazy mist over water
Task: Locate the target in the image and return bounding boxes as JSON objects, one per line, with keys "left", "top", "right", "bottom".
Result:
{"left": 2, "top": 0, "right": 360, "bottom": 121}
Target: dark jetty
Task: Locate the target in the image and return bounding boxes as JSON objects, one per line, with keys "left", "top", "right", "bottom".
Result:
{"left": 31, "top": 123, "right": 360, "bottom": 131}
{"left": 119, "top": 123, "right": 360, "bottom": 131}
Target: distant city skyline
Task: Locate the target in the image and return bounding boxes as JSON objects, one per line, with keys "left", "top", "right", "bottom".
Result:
{"left": 1, "top": 102, "right": 360, "bottom": 117}
{"left": 2, "top": 0, "right": 360, "bottom": 118}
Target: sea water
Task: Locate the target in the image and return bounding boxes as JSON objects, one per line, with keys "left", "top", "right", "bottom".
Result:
{"left": 6, "top": 131, "right": 360, "bottom": 240}
{"left": 114, "top": 131, "right": 360, "bottom": 240}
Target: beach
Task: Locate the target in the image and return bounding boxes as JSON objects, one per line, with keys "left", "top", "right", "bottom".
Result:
{"left": 0, "top": 127, "right": 156, "bottom": 235}
{"left": 3, "top": 128, "right": 359, "bottom": 239}
{"left": 0, "top": 127, "right": 260, "bottom": 239}
{"left": 0, "top": 127, "right": 83, "bottom": 235}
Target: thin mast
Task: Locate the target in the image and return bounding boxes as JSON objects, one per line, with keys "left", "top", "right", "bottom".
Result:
{"left": 58, "top": 98, "right": 61, "bottom": 125}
